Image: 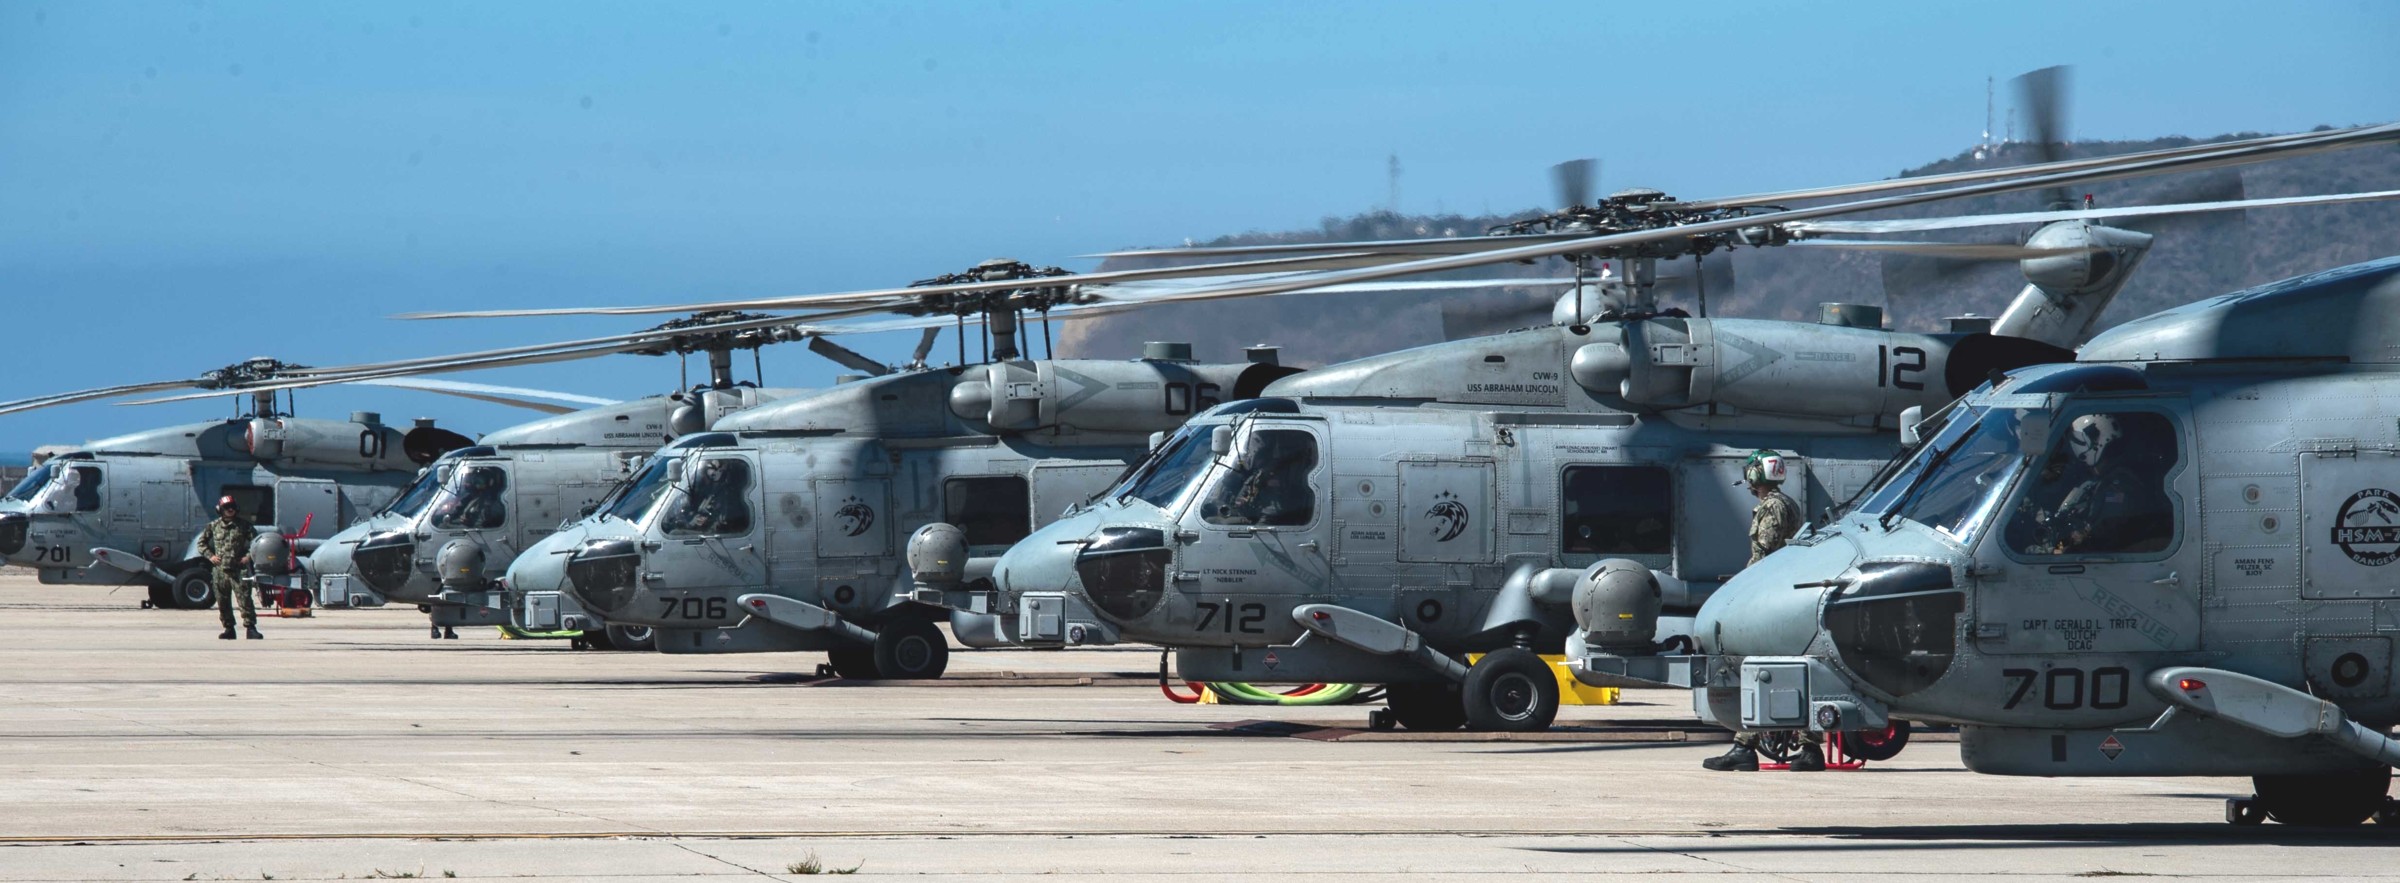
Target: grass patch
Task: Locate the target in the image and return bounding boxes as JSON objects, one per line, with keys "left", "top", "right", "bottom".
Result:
{"left": 787, "top": 851, "right": 862, "bottom": 875}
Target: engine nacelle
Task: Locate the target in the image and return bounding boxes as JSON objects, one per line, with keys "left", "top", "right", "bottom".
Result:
{"left": 946, "top": 359, "right": 1301, "bottom": 436}
{"left": 1576, "top": 317, "right": 2069, "bottom": 426}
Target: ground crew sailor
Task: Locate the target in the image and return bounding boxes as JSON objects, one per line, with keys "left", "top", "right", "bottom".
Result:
{"left": 197, "top": 495, "right": 263, "bottom": 641}
{"left": 1704, "top": 450, "right": 1820, "bottom": 772}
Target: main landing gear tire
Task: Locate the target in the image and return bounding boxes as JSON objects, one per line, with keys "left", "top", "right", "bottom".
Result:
{"left": 1379, "top": 682, "right": 1466, "bottom": 732}
{"left": 146, "top": 582, "right": 174, "bottom": 609}
{"left": 603, "top": 624, "right": 656, "bottom": 652}
{"left": 826, "top": 646, "right": 881, "bottom": 680}
{"left": 1838, "top": 720, "right": 1913, "bottom": 762}
{"left": 2249, "top": 767, "right": 2392, "bottom": 827}
{"left": 169, "top": 566, "right": 216, "bottom": 610}
{"left": 872, "top": 617, "right": 950, "bottom": 680}
{"left": 1461, "top": 648, "right": 1559, "bottom": 732}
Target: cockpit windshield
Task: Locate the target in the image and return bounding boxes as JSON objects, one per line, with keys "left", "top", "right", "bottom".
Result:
{"left": 384, "top": 464, "right": 452, "bottom": 518}
{"left": 1109, "top": 425, "right": 1217, "bottom": 508}
{"left": 428, "top": 465, "right": 509, "bottom": 530}
{"left": 603, "top": 456, "right": 678, "bottom": 523}
{"left": 4, "top": 464, "right": 55, "bottom": 502}
{"left": 1859, "top": 405, "right": 2028, "bottom": 542}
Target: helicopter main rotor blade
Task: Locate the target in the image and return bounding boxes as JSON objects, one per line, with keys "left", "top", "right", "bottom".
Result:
{"left": 1677, "top": 121, "right": 2349, "bottom": 212}
{"left": 791, "top": 277, "right": 1579, "bottom": 336}
{"left": 1088, "top": 232, "right": 1589, "bottom": 261}
{"left": 356, "top": 378, "right": 618, "bottom": 415}
{"left": 393, "top": 251, "right": 1435, "bottom": 321}
{"left": 1090, "top": 127, "right": 2387, "bottom": 264}
{"left": 0, "top": 379, "right": 223, "bottom": 418}
{"left": 1786, "top": 188, "right": 2400, "bottom": 235}
{"left": 908, "top": 327, "right": 942, "bottom": 366}
{"left": 115, "top": 339, "right": 668, "bottom": 407}
{"left": 1553, "top": 158, "right": 1597, "bottom": 209}
{"left": 806, "top": 335, "right": 893, "bottom": 376}
{"left": 1787, "top": 240, "right": 2097, "bottom": 260}
{"left": 282, "top": 312, "right": 824, "bottom": 378}
{"left": 1073, "top": 123, "right": 2400, "bottom": 307}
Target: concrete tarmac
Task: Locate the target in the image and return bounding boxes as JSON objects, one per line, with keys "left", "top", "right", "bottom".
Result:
{"left": 1, "top": 582, "right": 2394, "bottom": 881}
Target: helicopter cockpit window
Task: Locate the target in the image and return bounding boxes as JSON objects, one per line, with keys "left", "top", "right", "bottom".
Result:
{"left": 4, "top": 464, "right": 55, "bottom": 503}
{"left": 603, "top": 457, "right": 677, "bottom": 523}
{"left": 69, "top": 467, "right": 101, "bottom": 512}
{"left": 664, "top": 457, "right": 752, "bottom": 536}
{"left": 1561, "top": 466, "right": 1673, "bottom": 555}
{"left": 1199, "top": 429, "right": 1317, "bottom": 527}
{"left": 1862, "top": 405, "right": 2026, "bottom": 542}
{"left": 430, "top": 465, "right": 508, "bottom": 530}
{"left": 385, "top": 464, "right": 452, "bottom": 518}
{"left": 1116, "top": 425, "right": 1214, "bottom": 509}
{"left": 945, "top": 477, "right": 1031, "bottom": 547}
{"left": 27, "top": 465, "right": 102, "bottom": 514}
{"left": 2004, "top": 411, "right": 2179, "bottom": 557}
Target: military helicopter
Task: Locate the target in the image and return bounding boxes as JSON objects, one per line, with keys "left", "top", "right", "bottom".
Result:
{"left": 0, "top": 359, "right": 600, "bottom": 609}
{"left": 1666, "top": 255, "right": 2400, "bottom": 826}
{"left": 928, "top": 123, "right": 2400, "bottom": 730}
{"left": 276, "top": 312, "right": 834, "bottom": 646}
{"left": 402, "top": 260, "right": 1558, "bottom": 675}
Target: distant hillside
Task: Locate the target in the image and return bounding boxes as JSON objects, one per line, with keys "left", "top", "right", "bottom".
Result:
{"left": 1061, "top": 132, "right": 2400, "bottom": 366}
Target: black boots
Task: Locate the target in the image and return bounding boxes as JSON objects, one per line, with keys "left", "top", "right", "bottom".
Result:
{"left": 1702, "top": 743, "right": 1760, "bottom": 772}
{"left": 218, "top": 628, "right": 236, "bottom": 641}
{"left": 1788, "top": 742, "right": 1827, "bottom": 772}
{"left": 429, "top": 625, "right": 458, "bottom": 639}
{"left": 245, "top": 626, "right": 264, "bottom": 640}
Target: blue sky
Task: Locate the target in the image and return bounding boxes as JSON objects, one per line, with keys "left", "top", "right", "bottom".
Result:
{"left": 2, "top": 0, "right": 2395, "bottom": 452}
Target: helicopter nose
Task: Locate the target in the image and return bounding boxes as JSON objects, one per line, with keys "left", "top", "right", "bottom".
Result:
{"left": 0, "top": 512, "right": 26, "bottom": 556}
{"left": 563, "top": 536, "right": 644, "bottom": 616}
{"left": 1057, "top": 526, "right": 1173, "bottom": 624}
{"left": 1695, "top": 536, "right": 1864, "bottom": 657}
{"left": 350, "top": 530, "right": 417, "bottom": 596}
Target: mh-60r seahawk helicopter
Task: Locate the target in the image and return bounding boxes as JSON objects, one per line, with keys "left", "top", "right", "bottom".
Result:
{"left": 417, "top": 260, "right": 1550, "bottom": 676}
{"left": 194, "top": 312, "right": 843, "bottom": 645}
{"left": 1685, "top": 254, "right": 2400, "bottom": 827}
{"left": 950, "top": 123, "right": 2400, "bottom": 731}
{"left": 0, "top": 359, "right": 602, "bottom": 609}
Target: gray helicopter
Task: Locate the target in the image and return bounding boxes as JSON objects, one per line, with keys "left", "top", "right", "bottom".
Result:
{"left": 416, "top": 260, "right": 1551, "bottom": 677}
{"left": 1674, "top": 255, "right": 2400, "bottom": 826}
{"left": 942, "top": 122, "right": 2400, "bottom": 731}
{"left": 290, "top": 313, "right": 834, "bottom": 646}
{"left": 0, "top": 360, "right": 599, "bottom": 609}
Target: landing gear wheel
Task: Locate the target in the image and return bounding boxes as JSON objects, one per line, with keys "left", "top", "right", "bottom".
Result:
{"left": 146, "top": 582, "right": 174, "bottom": 608}
{"left": 2253, "top": 767, "right": 2392, "bottom": 826}
{"left": 871, "top": 618, "right": 950, "bottom": 680}
{"left": 170, "top": 567, "right": 216, "bottom": 610}
{"left": 604, "top": 624, "right": 655, "bottom": 652}
{"left": 1838, "top": 719, "right": 1912, "bottom": 762}
{"left": 1461, "top": 648, "right": 1559, "bottom": 732}
{"left": 1381, "top": 683, "right": 1466, "bottom": 732}
{"left": 826, "top": 646, "right": 881, "bottom": 679}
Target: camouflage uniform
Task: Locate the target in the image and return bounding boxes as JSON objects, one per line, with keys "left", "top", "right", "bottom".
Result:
{"left": 1748, "top": 487, "right": 1802, "bottom": 566}
{"left": 1716, "top": 482, "right": 1807, "bottom": 767}
{"left": 197, "top": 513, "right": 257, "bottom": 630}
